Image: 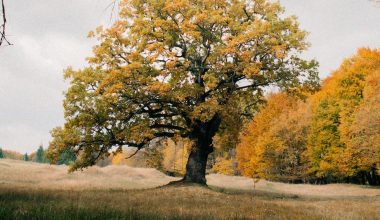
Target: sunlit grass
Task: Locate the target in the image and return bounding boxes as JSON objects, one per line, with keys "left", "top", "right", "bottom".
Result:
{"left": 1, "top": 186, "right": 380, "bottom": 220}
{"left": 0, "top": 159, "right": 379, "bottom": 219}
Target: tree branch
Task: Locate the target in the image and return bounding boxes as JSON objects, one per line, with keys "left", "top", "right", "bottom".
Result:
{"left": 150, "top": 123, "right": 186, "bottom": 131}
{"left": 125, "top": 148, "right": 141, "bottom": 159}
{"left": 0, "top": 0, "right": 11, "bottom": 46}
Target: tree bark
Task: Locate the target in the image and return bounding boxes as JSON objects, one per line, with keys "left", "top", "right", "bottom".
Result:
{"left": 181, "top": 114, "right": 221, "bottom": 185}
{"left": 183, "top": 145, "right": 211, "bottom": 184}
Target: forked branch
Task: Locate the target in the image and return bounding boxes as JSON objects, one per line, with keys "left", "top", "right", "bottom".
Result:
{"left": 0, "top": 0, "right": 11, "bottom": 46}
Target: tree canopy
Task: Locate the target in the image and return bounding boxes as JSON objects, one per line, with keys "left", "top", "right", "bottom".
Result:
{"left": 48, "top": 0, "right": 319, "bottom": 184}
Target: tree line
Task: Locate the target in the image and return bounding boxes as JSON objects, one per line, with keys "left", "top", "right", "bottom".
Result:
{"left": 0, "top": 146, "right": 76, "bottom": 165}
{"left": 237, "top": 48, "right": 380, "bottom": 185}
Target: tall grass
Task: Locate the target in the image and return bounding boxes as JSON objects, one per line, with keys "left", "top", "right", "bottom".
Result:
{"left": 1, "top": 186, "right": 379, "bottom": 220}
{"left": 0, "top": 159, "right": 379, "bottom": 219}
{"left": 0, "top": 188, "right": 192, "bottom": 220}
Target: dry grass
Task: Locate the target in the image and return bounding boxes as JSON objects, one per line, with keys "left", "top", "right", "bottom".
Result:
{"left": 0, "top": 159, "right": 177, "bottom": 190}
{"left": 1, "top": 159, "right": 379, "bottom": 219}
{"left": 207, "top": 174, "right": 380, "bottom": 197}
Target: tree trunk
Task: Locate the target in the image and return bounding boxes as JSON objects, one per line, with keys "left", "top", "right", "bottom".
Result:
{"left": 181, "top": 114, "right": 221, "bottom": 185}
{"left": 183, "top": 145, "right": 210, "bottom": 184}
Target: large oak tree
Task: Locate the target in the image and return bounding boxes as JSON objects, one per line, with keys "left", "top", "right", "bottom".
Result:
{"left": 48, "top": 0, "right": 318, "bottom": 184}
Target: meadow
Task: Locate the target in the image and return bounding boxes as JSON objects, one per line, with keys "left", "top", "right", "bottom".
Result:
{"left": 0, "top": 159, "right": 379, "bottom": 220}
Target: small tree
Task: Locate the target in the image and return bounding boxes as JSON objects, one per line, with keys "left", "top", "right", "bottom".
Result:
{"left": 23, "top": 153, "right": 29, "bottom": 161}
{"left": 36, "top": 145, "right": 47, "bottom": 163}
{"left": 48, "top": 0, "right": 319, "bottom": 184}
{"left": 56, "top": 148, "right": 77, "bottom": 165}
{"left": 0, "top": 148, "right": 4, "bottom": 158}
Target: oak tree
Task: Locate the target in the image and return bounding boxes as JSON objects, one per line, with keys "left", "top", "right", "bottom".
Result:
{"left": 48, "top": 0, "right": 318, "bottom": 184}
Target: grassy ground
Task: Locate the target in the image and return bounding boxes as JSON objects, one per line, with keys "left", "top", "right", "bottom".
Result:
{"left": 0, "top": 159, "right": 379, "bottom": 220}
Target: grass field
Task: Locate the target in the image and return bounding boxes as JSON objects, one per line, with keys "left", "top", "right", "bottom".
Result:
{"left": 1, "top": 159, "right": 379, "bottom": 220}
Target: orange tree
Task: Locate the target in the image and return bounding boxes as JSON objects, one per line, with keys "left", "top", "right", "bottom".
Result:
{"left": 47, "top": 0, "right": 318, "bottom": 184}
{"left": 236, "top": 93, "right": 312, "bottom": 182}
{"left": 307, "top": 48, "right": 380, "bottom": 182}
{"left": 345, "top": 70, "right": 380, "bottom": 184}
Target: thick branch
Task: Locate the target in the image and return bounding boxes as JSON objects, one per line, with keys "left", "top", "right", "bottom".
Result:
{"left": 150, "top": 123, "right": 186, "bottom": 131}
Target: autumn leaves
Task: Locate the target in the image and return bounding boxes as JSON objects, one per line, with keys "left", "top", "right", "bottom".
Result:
{"left": 237, "top": 48, "right": 380, "bottom": 185}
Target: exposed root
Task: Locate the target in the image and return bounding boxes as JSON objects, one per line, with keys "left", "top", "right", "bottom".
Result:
{"left": 157, "top": 178, "right": 209, "bottom": 189}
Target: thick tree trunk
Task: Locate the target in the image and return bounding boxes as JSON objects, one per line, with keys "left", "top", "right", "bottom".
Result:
{"left": 181, "top": 114, "right": 221, "bottom": 185}
{"left": 183, "top": 145, "right": 211, "bottom": 184}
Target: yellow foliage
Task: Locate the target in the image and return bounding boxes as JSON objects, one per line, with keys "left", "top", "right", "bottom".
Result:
{"left": 162, "top": 139, "right": 191, "bottom": 175}
{"left": 237, "top": 93, "right": 302, "bottom": 180}
{"left": 112, "top": 153, "right": 124, "bottom": 165}
{"left": 238, "top": 48, "right": 380, "bottom": 184}
{"left": 212, "top": 156, "right": 235, "bottom": 176}
{"left": 49, "top": 0, "right": 319, "bottom": 175}
{"left": 307, "top": 48, "right": 380, "bottom": 180}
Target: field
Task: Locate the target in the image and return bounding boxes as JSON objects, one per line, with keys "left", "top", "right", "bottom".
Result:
{"left": 1, "top": 159, "right": 379, "bottom": 219}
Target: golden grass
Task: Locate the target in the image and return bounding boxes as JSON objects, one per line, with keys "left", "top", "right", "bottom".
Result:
{"left": 1, "top": 159, "right": 379, "bottom": 219}
{"left": 207, "top": 174, "right": 380, "bottom": 197}
{"left": 0, "top": 159, "right": 177, "bottom": 190}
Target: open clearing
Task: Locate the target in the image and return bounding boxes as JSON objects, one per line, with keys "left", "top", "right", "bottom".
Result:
{"left": 1, "top": 159, "right": 379, "bottom": 219}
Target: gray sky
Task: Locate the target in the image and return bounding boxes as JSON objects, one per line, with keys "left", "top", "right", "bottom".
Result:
{"left": 0, "top": 0, "right": 379, "bottom": 153}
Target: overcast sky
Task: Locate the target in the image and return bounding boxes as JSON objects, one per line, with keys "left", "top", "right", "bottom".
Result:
{"left": 0, "top": 0, "right": 379, "bottom": 153}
